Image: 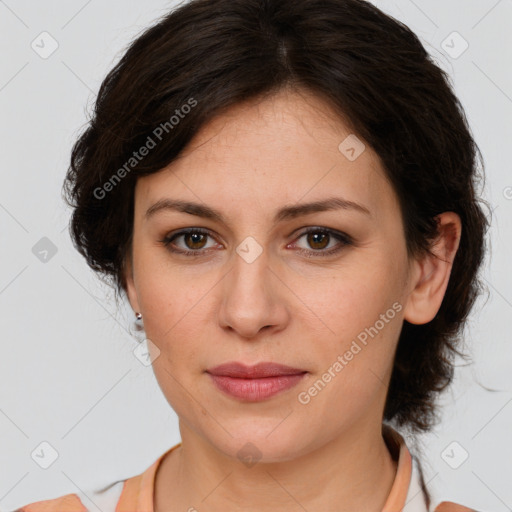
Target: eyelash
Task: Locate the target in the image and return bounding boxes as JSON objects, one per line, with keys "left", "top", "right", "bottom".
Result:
{"left": 159, "top": 227, "right": 353, "bottom": 258}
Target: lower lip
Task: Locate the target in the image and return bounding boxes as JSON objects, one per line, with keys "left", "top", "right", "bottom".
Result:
{"left": 207, "top": 373, "right": 307, "bottom": 401}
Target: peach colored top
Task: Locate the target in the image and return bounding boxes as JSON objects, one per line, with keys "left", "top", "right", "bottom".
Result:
{"left": 12, "top": 425, "right": 477, "bottom": 512}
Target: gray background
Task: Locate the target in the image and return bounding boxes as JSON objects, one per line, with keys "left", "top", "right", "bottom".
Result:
{"left": 0, "top": 1, "right": 511, "bottom": 511}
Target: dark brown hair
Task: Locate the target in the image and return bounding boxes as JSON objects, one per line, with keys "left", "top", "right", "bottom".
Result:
{"left": 63, "top": 0, "right": 491, "bottom": 434}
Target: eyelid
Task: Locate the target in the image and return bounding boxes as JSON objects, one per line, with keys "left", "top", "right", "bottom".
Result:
{"left": 288, "top": 227, "right": 353, "bottom": 257}
{"left": 160, "top": 228, "right": 218, "bottom": 252}
{"left": 160, "top": 226, "right": 353, "bottom": 257}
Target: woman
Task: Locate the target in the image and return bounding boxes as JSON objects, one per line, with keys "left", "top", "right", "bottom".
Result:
{"left": 14, "top": 0, "right": 489, "bottom": 510}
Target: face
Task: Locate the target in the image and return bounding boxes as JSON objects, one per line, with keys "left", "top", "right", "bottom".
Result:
{"left": 124, "top": 87, "right": 420, "bottom": 462}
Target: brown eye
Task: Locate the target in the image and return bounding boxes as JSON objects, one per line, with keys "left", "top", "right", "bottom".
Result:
{"left": 160, "top": 228, "right": 217, "bottom": 255}
{"left": 160, "top": 227, "right": 353, "bottom": 258}
{"left": 183, "top": 232, "right": 208, "bottom": 250}
{"left": 306, "top": 231, "right": 330, "bottom": 250}
{"left": 292, "top": 227, "right": 353, "bottom": 258}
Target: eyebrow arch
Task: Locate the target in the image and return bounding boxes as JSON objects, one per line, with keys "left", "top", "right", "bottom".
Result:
{"left": 144, "top": 196, "right": 371, "bottom": 223}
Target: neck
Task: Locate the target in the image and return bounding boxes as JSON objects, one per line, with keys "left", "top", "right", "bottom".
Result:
{"left": 154, "top": 419, "right": 398, "bottom": 512}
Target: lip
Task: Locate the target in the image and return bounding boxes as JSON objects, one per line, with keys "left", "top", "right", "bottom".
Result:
{"left": 206, "top": 362, "right": 307, "bottom": 402}
{"left": 206, "top": 361, "right": 306, "bottom": 378}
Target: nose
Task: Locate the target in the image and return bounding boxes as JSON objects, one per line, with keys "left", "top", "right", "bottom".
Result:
{"left": 217, "top": 248, "right": 290, "bottom": 340}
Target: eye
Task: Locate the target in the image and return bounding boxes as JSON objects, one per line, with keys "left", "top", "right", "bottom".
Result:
{"left": 160, "top": 228, "right": 218, "bottom": 256}
{"left": 290, "top": 227, "right": 353, "bottom": 258}
{"left": 159, "top": 227, "right": 353, "bottom": 258}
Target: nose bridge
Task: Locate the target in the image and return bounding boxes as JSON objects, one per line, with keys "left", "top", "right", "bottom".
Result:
{"left": 228, "top": 236, "right": 272, "bottom": 309}
{"left": 218, "top": 235, "right": 288, "bottom": 337}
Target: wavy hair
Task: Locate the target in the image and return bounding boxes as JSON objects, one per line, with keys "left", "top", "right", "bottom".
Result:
{"left": 63, "top": 0, "right": 491, "bottom": 433}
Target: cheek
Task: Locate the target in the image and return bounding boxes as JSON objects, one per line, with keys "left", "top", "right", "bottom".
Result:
{"left": 136, "top": 260, "right": 209, "bottom": 337}
{"left": 305, "top": 269, "right": 400, "bottom": 338}
{"left": 295, "top": 294, "right": 401, "bottom": 426}
{"left": 138, "top": 281, "right": 212, "bottom": 389}
{"left": 302, "top": 267, "right": 404, "bottom": 396}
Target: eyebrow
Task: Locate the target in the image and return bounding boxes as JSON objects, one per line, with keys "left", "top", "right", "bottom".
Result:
{"left": 144, "top": 196, "right": 372, "bottom": 223}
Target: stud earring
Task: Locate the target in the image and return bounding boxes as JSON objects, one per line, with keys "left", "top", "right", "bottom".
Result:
{"left": 133, "top": 311, "right": 145, "bottom": 344}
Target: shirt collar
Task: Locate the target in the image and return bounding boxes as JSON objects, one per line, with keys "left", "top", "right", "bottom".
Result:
{"left": 117, "top": 424, "right": 424, "bottom": 512}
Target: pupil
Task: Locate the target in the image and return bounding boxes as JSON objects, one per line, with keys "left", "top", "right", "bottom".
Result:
{"left": 184, "top": 232, "right": 330, "bottom": 251}
{"left": 188, "top": 233, "right": 205, "bottom": 249}
{"left": 309, "top": 232, "right": 328, "bottom": 249}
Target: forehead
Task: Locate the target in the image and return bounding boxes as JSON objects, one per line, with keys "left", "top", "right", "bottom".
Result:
{"left": 134, "top": 88, "right": 398, "bottom": 224}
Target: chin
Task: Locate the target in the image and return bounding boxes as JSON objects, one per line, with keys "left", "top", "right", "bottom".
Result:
{"left": 206, "top": 423, "right": 310, "bottom": 464}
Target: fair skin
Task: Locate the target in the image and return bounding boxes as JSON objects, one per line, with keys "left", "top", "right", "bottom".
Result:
{"left": 124, "top": 87, "right": 461, "bottom": 512}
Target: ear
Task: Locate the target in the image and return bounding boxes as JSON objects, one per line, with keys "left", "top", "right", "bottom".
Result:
{"left": 403, "top": 212, "right": 462, "bottom": 325}
{"left": 123, "top": 250, "right": 141, "bottom": 315}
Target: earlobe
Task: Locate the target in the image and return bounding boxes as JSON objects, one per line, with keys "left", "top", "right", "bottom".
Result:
{"left": 403, "top": 212, "right": 462, "bottom": 325}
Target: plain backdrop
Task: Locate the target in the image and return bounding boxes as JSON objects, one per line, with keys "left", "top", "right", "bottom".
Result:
{"left": 0, "top": 1, "right": 511, "bottom": 511}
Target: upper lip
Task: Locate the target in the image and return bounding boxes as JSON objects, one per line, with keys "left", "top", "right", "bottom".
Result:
{"left": 206, "top": 361, "right": 307, "bottom": 378}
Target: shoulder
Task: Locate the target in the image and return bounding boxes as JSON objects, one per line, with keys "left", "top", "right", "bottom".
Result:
{"left": 11, "top": 479, "right": 126, "bottom": 512}
{"left": 10, "top": 493, "right": 87, "bottom": 512}
{"left": 434, "top": 501, "right": 480, "bottom": 512}
{"left": 10, "top": 444, "right": 178, "bottom": 512}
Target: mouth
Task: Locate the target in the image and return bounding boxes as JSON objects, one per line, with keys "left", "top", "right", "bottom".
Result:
{"left": 205, "top": 361, "right": 308, "bottom": 402}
